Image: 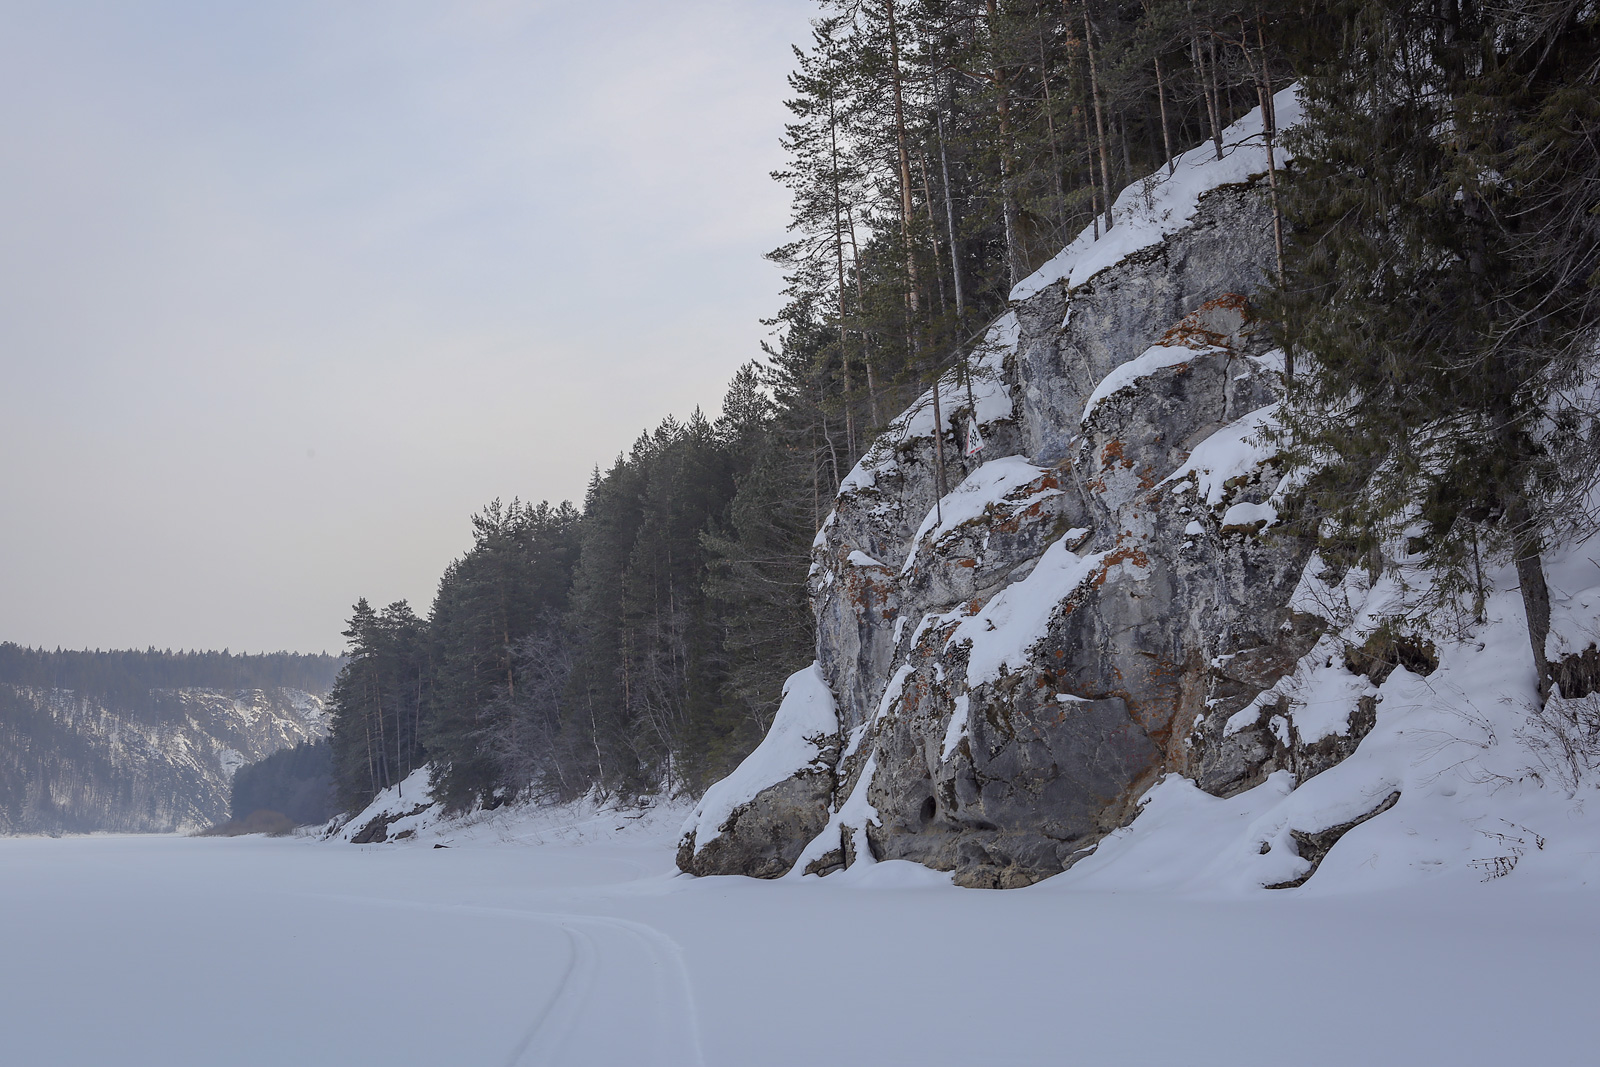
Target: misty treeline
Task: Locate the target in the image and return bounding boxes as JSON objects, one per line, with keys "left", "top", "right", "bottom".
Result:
{"left": 326, "top": 0, "right": 1600, "bottom": 813}
{"left": 230, "top": 740, "right": 337, "bottom": 827}
{"left": 0, "top": 643, "right": 343, "bottom": 710}
{"left": 327, "top": 395, "right": 815, "bottom": 812}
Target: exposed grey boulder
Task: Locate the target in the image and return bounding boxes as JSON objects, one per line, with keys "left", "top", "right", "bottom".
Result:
{"left": 868, "top": 687, "right": 1161, "bottom": 889}
{"left": 676, "top": 770, "right": 835, "bottom": 879}
{"left": 676, "top": 664, "right": 839, "bottom": 878}
{"left": 1018, "top": 183, "right": 1276, "bottom": 465}
{"left": 1264, "top": 789, "right": 1401, "bottom": 890}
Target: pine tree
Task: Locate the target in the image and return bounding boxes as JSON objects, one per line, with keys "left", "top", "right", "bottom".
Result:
{"left": 1269, "top": 0, "right": 1600, "bottom": 697}
{"left": 327, "top": 598, "right": 426, "bottom": 811}
{"left": 425, "top": 499, "right": 580, "bottom": 808}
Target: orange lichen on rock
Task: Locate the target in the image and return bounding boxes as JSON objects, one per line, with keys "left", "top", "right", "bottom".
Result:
{"left": 1158, "top": 292, "right": 1253, "bottom": 349}
{"left": 1100, "top": 439, "right": 1132, "bottom": 468}
{"left": 1092, "top": 544, "right": 1152, "bottom": 587}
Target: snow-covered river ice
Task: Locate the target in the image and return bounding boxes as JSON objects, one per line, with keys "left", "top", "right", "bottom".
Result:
{"left": 2, "top": 812, "right": 1594, "bottom": 1066}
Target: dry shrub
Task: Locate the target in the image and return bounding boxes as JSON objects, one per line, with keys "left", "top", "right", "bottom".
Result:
{"left": 196, "top": 809, "right": 299, "bottom": 837}
{"left": 1521, "top": 692, "right": 1600, "bottom": 795}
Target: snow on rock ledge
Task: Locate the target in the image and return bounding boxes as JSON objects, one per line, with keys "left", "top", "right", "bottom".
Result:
{"left": 676, "top": 664, "right": 840, "bottom": 879}
{"left": 334, "top": 767, "right": 441, "bottom": 844}
{"left": 1010, "top": 85, "right": 1302, "bottom": 303}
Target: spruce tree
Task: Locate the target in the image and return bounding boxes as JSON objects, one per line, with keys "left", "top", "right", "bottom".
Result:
{"left": 426, "top": 499, "right": 580, "bottom": 808}
{"left": 1270, "top": 0, "right": 1600, "bottom": 697}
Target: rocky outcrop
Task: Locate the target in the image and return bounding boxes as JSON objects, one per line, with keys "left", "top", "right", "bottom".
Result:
{"left": 676, "top": 664, "right": 839, "bottom": 878}
{"left": 818, "top": 257, "right": 1312, "bottom": 888}
{"left": 676, "top": 771, "right": 835, "bottom": 879}
{"left": 1263, "top": 789, "right": 1402, "bottom": 890}
{"left": 1017, "top": 186, "right": 1277, "bottom": 466}
{"left": 680, "top": 88, "right": 1388, "bottom": 887}
{"left": 349, "top": 801, "right": 433, "bottom": 844}
{"left": 1552, "top": 645, "right": 1600, "bottom": 699}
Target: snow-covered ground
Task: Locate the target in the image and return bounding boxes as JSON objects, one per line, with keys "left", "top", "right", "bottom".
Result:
{"left": 2, "top": 784, "right": 1595, "bottom": 1067}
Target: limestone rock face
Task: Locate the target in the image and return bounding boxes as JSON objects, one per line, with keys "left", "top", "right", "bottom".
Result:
{"left": 1018, "top": 182, "right": 1277, "bottom": 466}
{"left": 679, "top": 92, "right": 1377, "bottom": 887}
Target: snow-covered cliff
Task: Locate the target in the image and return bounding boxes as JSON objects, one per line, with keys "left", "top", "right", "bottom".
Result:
{"left": 0, "top": 685, "right": 329, "bottom": 834}
{"left": 677, "top": 88, "right": 1600, "bottom": 891}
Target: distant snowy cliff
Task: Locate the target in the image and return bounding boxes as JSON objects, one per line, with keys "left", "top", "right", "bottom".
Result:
{"left": 0, "top": 685, "right": 329, "bottom": 834}
{"left": 677, "top": 88, "right": 1600, "bottom": 891}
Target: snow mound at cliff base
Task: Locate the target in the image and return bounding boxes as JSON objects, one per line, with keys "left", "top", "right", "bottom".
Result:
{"left": 330, "top": 766, "right": 691, "bottom": 849}
{"left": 1057, "top": 545, "right": 1600, "bottom": 895}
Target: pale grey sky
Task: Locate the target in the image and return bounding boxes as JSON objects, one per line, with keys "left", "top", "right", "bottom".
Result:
{"left": 0, "top": 0, "right": 817, "bottom": 654}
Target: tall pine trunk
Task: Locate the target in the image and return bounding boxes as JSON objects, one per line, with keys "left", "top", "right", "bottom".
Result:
{"left": 884, "top": 0, "right": 921, "bottom": 313}
{"left": 1084, "top": 6, "right": 1115, "bottom": 231}
{"left": 1193, "top": 26, "right": 1224, "bottom": 160}
{"left": 988, "top": 0, "right": 1027, "bottom": 286}
{"left": 1248, "top": 20, "right": 1290, "bottom": 382}
{"left": 826, "top": 65, "right": 856, "bottom": 456}
{"left": 1153, "top": 38, "right": 1175, "bottom": 175}
{"left": 917, "top": 151, "right": 948, "bottom": 313}
{"left": 934, "top": 92, "right": 966, "bottom": 325}
{"left": 845, "top": 208, "right": 883, "bottom": 426}
{"left": 1509, "top": 499, "right": 1555, "bottom": 700}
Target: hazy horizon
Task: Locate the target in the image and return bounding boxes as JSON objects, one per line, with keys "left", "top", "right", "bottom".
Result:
{"left": 0, "top": 0, "right": 814, "bottom": 654}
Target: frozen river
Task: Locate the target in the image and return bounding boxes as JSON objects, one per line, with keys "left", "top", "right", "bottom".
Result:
{"left": 1, "top": 820, "right": 1594, "bottom": 1066}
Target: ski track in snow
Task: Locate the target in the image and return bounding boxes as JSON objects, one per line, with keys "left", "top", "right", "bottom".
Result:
{"left": 506, "top": 921, "right": 592, "bottom": 1066}
{"left": 307, "top": 892, "right": 706, "bottom": 1067}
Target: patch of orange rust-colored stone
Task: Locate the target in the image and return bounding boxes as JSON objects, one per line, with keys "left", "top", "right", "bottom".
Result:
{"left": 993, "top": 513, "right": 1023, "bottom": 534}
{"left": 1158, "top": 292, "right": 1252, "bottom": 349}
{"left": 847, "top": 580, "right": 877, "bottom": 606}
{"left": 1100, "top": 439, "right": 1133, "bottom": 469}
{"left": 1091, "top": 544, "right": 1151, "bottom": 587}
{"left": 1204, "top": 291, "right": 1252, "bottom": 315}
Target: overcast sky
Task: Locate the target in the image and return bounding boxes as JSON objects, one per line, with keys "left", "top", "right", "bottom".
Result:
{"left": 0, "top": 0, "right": 817, "bottom": 654}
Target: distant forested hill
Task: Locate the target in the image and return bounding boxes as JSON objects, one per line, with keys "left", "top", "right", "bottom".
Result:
{"left": 0, "top": 645, "right": 340, "bottom": 834}
{"left": 0, "top": 644, "right": 343, "bottom": 701}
